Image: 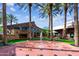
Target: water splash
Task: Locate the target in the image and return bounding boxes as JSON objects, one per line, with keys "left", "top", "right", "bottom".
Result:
{"left": 40, "top": 32, "right": 43, "bottom": 41}
{"left": 38, "top": 32, "right": 44, "bottom": 48}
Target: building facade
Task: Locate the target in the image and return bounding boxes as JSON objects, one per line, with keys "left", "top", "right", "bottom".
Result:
{"left": 7, "top": 22, "right": 41, "bottom": 39}
{"left": 54, "top": 21, "right": 74, "bottom": 39}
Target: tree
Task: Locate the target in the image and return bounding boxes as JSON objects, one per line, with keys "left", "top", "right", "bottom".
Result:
{"left": 63, "top": 3, "right": 68, "bottom": 39}
{"left": 0, "top": 9, "right": 2, "bottom": 24}
{"left": 57, "top": 3, "right": 68, "bottom": 39}
{"left": 28, "top": 3, "right": 32, "bottom": 40}
{"left": 0, "top": 16, "right": 2, "bottom": 24}
{"left": 0, "top": 11, "right": 18, "bottom": 35}
{"left": 2, "top": 3, "right": 7, "bottom": 45}
{"left": 49, "top": 4, "right": 53, "bottom": 40}
{"left": 57, "top": 3, "right": 73, "bottom": 39}
{"left": 16, "top": 3, "right": 32, "bottom": 40}
{"left": 37, "top": 3, "right": 60, "bottom": 40}
{"left": 42, "top": 29, "right": 48, "bottom": 37}
{"left": 74, "top": 3, "right": 79, "bottom": 46}
{"left": 36, "top": 4, "right": 52, "bottom": 39}
{"left": 7, "top": 14, "right": 18, "bottom": 34}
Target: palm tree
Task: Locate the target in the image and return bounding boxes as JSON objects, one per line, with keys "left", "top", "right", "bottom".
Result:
{"left": 74, "top": 3, "right": 79, "bottom": 46}
{"left": 37, "top": 3, "right": 59, "bottom": 40}
{"left": 58, "top": 3, "right": 72, "bottom": 39}
{"left": 63, "top": 3, "right": 68, "bottom": 39}
{"left": 0, "top": 9, "right": 3, "bottom": 24}
{"left": 2, "top": 3, "right": 7, "bottom": 45}
{"left": 0, "top": 16, "right": 2, "bottom": 24}
{"left": 7, "top": 14, "right": 18, "bottom": 34}
{"left": 16, "top": 3, "right": 32, "bottom": 40}
{"left": 49, "top": 4, "right": 53, "bottom": 40}
{"left": 56, "top": 3, "right": 67, "bottom": 39}
{"left": 37, "top": 4, "right": 53, "bottom": 39}
{"left": 28, "top": 3, "right": 32, "bottom": 40}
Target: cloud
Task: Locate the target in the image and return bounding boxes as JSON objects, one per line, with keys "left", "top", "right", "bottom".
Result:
{"left": 7, "top": 3, "right": 16, "bottom": 12}
{"left": 23, "top": 16, "right": 29, "bottom": 20}
{"left": 7, "top": 3, "right": 14, "bottom": 7}
{"left": 10, "top": 7, "right": 16, "bottom": 12}
{"left": 15, "top": 14, "right": 21, "bottom": 17}
{"left": 32, "top": 16, "right": 48, "bottom": 28}
{"left": 19, "top": 16, "right": 29, "bottom": 23}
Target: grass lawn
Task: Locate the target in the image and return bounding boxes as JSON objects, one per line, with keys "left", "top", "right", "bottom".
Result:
{"left": 0, "top": 26, "right": 3, "bottom": 32}
{"left": 8, "top": 39, "right": 28, "bottom": 44}
{"left": 8, "top": 38, "right": 50, "bottom": 44}
{"left": 31, "top": 37, "right": 51, "bottom": 41}
{"left": 8, "top": 37, "right": 74, "bottom": 45}
{"left": 55, "top": 39, "right": 74, "bottom": 45}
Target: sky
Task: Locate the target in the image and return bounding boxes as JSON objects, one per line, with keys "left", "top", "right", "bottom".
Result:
{"left": 0, "top": 3, "right": 79, "bottom": 29}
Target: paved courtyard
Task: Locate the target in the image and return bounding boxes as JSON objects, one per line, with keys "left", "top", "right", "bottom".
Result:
{"left": 15, "top": 40, "right": 79, "bottom": 56}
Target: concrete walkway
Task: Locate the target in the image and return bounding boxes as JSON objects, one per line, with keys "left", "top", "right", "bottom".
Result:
{"left": 15, "top": 40, "right": 79, "bottom": 56}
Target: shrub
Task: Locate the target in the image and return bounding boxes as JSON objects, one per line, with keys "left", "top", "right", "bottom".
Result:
{"left": 0, "top": 35, "right": 3, "bottom": 40}
{"left": 43, "top": 37, "right": 50, "bottom": 41}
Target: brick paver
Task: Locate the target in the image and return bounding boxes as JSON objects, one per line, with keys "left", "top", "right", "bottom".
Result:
{"left": 15, "top": 40, "right": 79, "bottom": 56}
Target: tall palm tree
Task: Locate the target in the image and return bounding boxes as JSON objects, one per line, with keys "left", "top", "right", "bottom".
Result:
{"left": 16, "top": 3, "right": 32, "bottom": 40}
{"left": 0, "top": 10, "right": 3, "bottom": 24}
{"left": 0, "top": 10, "right": 2, "bottom": 24}
{"left": 37, "top": 4, "right": 52, "bottom": 39}
{"left": 74, "top": 3, "right": 79, "bottom": 46}
{"left": 2, "top": 3, "right": 7, "bottom": 45}
{"left": 58, "top": 3, "right": 69, "bottom": 38}
{"left": 58, "top": 3, "right": 71, "bottom": 39}
{"left": 49, "top": 4, "right": 53, "bottom": 40}
{"left": 37, "top": 3, "right": 59, "bottom": 40}
{"left": 8, "top": 14, "right": 18, "bottom": 34}
{"left": 48, "top": 12, "right": 51, "bottom": 38}
{"left": 0, "top": 16, "right": 2, "bottom": 24}
{"left": 28, "top": 3, "right": 32, "bottom": 40}
{"left": 63, "top": 3, "right": 68, "bottom": 39}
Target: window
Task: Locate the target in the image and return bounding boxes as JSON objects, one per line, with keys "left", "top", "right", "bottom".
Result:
{"left": 14, "top": 27, "right": 20, "bottom": 30}
{"left": 22, "top": 27, "right": 27, "bottom": 30}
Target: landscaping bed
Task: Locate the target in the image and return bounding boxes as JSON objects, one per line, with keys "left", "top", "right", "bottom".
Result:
{"left": 7, "top": 37, "right": 74, "bottom": 45}
{"left": 54, "top": 38, "right": 74, "bottom": 45}
{"left": 8, "top": 39, "right": 28, "bottom": 44}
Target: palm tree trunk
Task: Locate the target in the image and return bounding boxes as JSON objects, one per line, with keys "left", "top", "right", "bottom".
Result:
{"left": 29, "top": 3, "right": 32, "bottom": 40}
{"left": 63, "top": 3, "right": 67, "bottom": 39}
{"left": 50, "top": 4, "right": 53, "bottom": 40}
{"left": 10, "top": 18, "right": 12, "bottom": 34}
{"left": 2, "top": 3, "right": 7, "bottom": 45}
{"left": 48, "top": 14, "right": 51, "bottom": 38}
{"left": 74, "top": 3, "right": 79, "bottom": 46}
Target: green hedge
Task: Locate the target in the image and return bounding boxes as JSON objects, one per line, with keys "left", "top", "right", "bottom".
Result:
{"left": 8, "top": 37, "right": 51, "bottom": 44}
{"left": 54, "top": 38, "right": 74, "bottom": 44}
{"left": 8, "top": 39, "right": 28, "bottom": 44}
{"left": 31, "top": 37, "right": 50, "bottom": 41}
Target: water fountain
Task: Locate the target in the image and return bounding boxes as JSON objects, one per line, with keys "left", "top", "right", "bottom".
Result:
{"left": 38, "top": 31, "right": 44, "bottom": 48}
{"left": 40, "top": 31, "right": 43, "bottom": 42}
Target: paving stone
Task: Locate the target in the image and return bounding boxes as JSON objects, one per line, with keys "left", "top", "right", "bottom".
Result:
{"left": 15, "top": 41, "right": 79, "bottom": 56}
